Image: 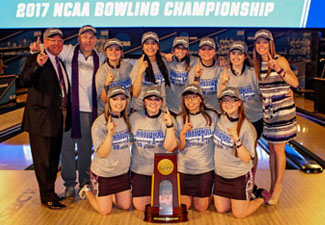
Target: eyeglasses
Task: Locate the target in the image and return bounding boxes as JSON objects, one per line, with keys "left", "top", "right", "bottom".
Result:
{"left": 184, "top": 94, "right": 200, "bottom": 101}
{"left": 145, "top": 97, "right": 161, "bottom": 102}
{"left": 221, "top": 98, "right": 240, "bottom": 103}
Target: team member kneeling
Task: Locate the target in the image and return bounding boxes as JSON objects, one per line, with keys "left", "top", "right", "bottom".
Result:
{"left": 213, "top": 87, "right": 270, "bottom": 218}
{"left": 79, "top": 87, "right": 131, "bottom": 215}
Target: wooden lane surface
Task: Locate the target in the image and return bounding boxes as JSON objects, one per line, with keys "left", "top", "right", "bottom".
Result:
{"left": 0, "top": 169, "right": 324, "bottom": 225}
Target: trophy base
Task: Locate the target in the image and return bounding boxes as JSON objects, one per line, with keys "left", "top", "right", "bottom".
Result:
{"left": 144, "top": 204, "right": 188, "bottom": 223}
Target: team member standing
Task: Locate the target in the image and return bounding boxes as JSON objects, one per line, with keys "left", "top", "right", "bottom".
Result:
{"left": 130, "top": 86, "right": 177, "bottom": 211}
{"left": 176, "top": 84, "right": 218, "bottom": 212}
{"left": 165, "top": 36, "right": 198, "bottom": 116}
{"left": 217, "top": 41, "right": 263, "bottom": 173}
{"left": 253, "top": 29, "right": 298, "bottom": 204}
{"left": 19, "top": 28, "right": 71, "bottom": 209}
{"left": 78, "top": 87, "right": 131, "bottom": 215}
{"left": 213, "top": 87, "right": 270, "bottom": 218}
{"left": 95, "top": 38, "right": 133, "bottom": 114}
{"left": 130, "top": 31, "right": 170, "bottom": 111}
{"left": 188, "top": 38, "right": 221, "bottom": 113}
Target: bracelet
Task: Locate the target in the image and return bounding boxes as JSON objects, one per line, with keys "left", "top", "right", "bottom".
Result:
{"left": 166, "top": 124, "right": 174, "bottom": 128}
{"left": 194, "top": 76, "right": 200, "bottom": 82}
{"left": 236, "top": 143, "right": 243, "bottom": 148}
{"left": 104, "top": 85, "right": 110, "bottom": 93}
{"left": 277, "top": 68, "right": 285, "bottom": 76}
{"left": 235, "top": 139, "right": 242, "bottom": 148}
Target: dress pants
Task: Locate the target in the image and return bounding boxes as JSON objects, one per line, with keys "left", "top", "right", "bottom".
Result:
{"left": 29, "top": 133, "right": 63, "bottom": 203}
{"left": 61, "top": 112, "right": 92, "bottom": 188}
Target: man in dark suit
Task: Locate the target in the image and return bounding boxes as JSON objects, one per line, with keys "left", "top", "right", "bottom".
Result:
{"left": 19, "top": 28, "right": 71, "bottom": 210}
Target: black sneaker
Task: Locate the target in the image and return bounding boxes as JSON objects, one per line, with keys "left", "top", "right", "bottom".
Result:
{"left": 255, "top": 188, "right": 271, "bottom": 203}
{"left": 65, "top": 186, "right": 75, "bottom": 198}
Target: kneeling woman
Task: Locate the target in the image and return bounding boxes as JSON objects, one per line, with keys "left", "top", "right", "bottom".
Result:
{"left": 79, "top": 86, "right": 131, "bottom": 215}
{"left": 130, "top": 86, "right": 178, "bottom": 211}
{"left": 213, "top": 87, "right": 270, "bottom": 218}
{"left": 176, "top": 84, "right": 218, "bottom": 212}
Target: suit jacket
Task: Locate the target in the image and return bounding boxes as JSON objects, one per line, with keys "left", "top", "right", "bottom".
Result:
{"left": 19, "top": 53, "right": 72, "bottom": 137}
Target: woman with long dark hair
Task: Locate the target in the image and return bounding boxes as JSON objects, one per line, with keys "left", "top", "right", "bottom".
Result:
{"left": 253, "top": 29, "right": 298, "bottom": 205}
{"left": 176, "top": 84, "right": 218, "bottom": 212}
{"left": 130, "top": 31, "right": 170, "bottom": 111}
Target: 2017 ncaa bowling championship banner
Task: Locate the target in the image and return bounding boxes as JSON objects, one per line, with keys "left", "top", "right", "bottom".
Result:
{"left": 0, "top": 0, "right": 324, "bottom": 28}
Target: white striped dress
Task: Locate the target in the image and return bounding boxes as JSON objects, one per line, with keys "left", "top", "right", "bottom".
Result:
{"left": 258, "top": 62, "right": 296, "bottom": 143}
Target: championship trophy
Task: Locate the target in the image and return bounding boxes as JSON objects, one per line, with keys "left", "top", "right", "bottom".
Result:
{"left": 144, "top": 153, "right": 188, "bottom": 223}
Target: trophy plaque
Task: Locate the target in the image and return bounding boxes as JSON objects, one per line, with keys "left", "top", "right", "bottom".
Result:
{"left": 144, "top": 153, "right": 188, "bottom": 223}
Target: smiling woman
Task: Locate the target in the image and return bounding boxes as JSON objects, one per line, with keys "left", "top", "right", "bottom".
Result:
{"left": 129, "top": 86, "right": 177, "bottom": 211}
{"left": 176, "top": 83, "right": 218, "bottom": 212}
{"left": 129, "top": 31, "right": 170, "bottom": 111}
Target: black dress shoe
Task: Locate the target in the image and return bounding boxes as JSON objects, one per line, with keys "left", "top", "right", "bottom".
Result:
{"left": 55, "top": 193, "right": 65, "bottom": 201}
{"left": 42, "top": 200, "right": 66, "bottom": 210}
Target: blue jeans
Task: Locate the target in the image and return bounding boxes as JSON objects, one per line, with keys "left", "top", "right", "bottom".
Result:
{"left": 61, "top": 112, "right": 92, "bottom": 188}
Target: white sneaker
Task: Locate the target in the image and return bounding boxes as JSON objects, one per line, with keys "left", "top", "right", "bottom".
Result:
{"left": 78, "top": 184, "right": 91, "bottom": 200}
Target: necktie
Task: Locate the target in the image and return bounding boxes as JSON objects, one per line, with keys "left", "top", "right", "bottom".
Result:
{"left": 55, "top": 56, "right": 67, "bottom": 106}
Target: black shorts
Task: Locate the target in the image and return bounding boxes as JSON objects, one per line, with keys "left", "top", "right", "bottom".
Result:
{"left": 213, "top": 171, "right": 253, "bottom": 200}
{"left": 252, "top": 118, "right": 263, "bottom": 140}
{"left": 90, "top": 171, "right": 130, "bottom": 197}
{"left": 130, "top": 171, "right": 152, "bottom": 197}
{"left": 179, "top": 171, "right": 215, "bottom": 197}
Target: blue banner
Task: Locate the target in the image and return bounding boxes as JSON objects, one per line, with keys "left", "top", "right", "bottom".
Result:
{"left": 0, "top": 0, "right": 323, "bottom": 28}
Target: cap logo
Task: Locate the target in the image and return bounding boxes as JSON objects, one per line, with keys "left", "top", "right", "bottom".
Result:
{"left": 255, "top": 31, "right": 272, "bottom": 39}
{"left": 145, "top": 33, "right": 157, "bottom": 39}
{"left": 224, "top": 90, "right": 234, "bottom": 95}
{"left": 111, "top": 89, "right": 122, "bottom": 93}
{"left": 108, "top": 41, "right": 120, "bottom": 46}
{"left": 201, "top": 40, "right": 212, "bottom": 45}
{"left": 147, "top": 90, "right": 159, "bottom": 94}
{"left": 232, "top": 44, "right": 243, "bottom": 49}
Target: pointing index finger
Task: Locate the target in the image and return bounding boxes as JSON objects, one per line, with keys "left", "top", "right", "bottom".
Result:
{"left": 166, "top": 106, "right": 171, "bottom": 116}
{"left": 268, "top": 52, "right": 273, "bottom": 60}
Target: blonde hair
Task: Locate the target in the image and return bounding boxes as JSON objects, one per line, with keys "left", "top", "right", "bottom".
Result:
{"left": 104, "top": 97, "right": 130, "bottom": 130}
{"left": 220, "top": 99, "right": 245, "bottom": 135}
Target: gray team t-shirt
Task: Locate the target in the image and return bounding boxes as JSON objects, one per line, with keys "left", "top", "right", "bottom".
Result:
{"left": 166, "top": 56, "right": 198, "bottom": 114}
{"left": 213, "top": 114, "right": 256, "bottom": 179}
{"left": 95, "top": 60, "right": 133, "bottom": 114}
{"left": 176, "top": 110, "right": 218, "bottom": 174}
{"left": 130, "top": 110, "right": 173, "bottom": 175}
{"left": 91, "top": 114, "right": 131, "bottom": 177}
{"left": 129, "top": 58, "right": 168, "bottom": 111}
{"left": 188, "top": 61, "right": 221, "bottom": 113}
{"left": 217, "top": 67, "right": 263, "bottom": 123}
